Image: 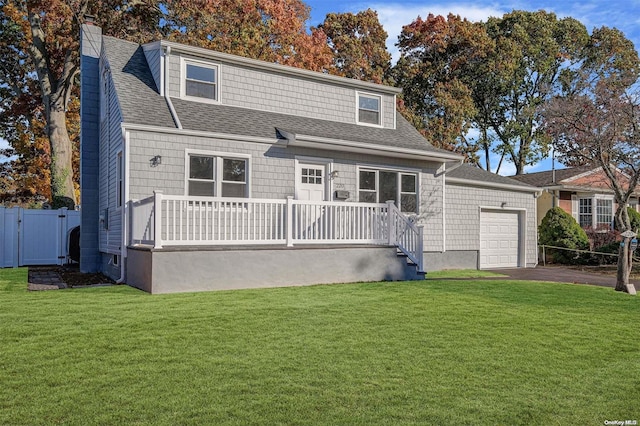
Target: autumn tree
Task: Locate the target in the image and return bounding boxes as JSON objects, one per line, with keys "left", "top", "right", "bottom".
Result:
{"left": 318, "top": 9, "right": 391, "bottom": 84}
{"left": 0, "top": 0, "right": 163, "bottom": 207}
{"left": 481, "top": 10, "right": 588, "bottom": 174}
{"left": 542, "top": 27, "right": 640, "bottom": 293}
{"left": 163, "top": 0, "right": 332, "bottom": 72}
{"left": 393, "top": 13, "right": 490, "bottom": 157}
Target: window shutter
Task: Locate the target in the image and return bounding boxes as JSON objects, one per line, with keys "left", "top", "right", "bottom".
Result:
{"left": 571, "top": 194, "right": 578, "bottom": 220}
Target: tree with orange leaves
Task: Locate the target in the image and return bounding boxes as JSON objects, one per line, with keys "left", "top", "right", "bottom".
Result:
{"left": 163, "top": 0, "right": 331, "bottom": 72}
{"left": 318, "top": 9, "right": 391, "bottom": 84}
{"left": 0, "top": 0, "right": 163, "bottom": 207}
{"left": 0, "top": 0, "right": 330, "bottom": 207}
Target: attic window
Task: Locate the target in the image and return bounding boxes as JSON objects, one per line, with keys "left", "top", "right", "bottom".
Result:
{"left": 183, "top": 60, "right": 218, "bottom": 101}
{"left": 357, "top": 93, "right": 381, "bottom": 126}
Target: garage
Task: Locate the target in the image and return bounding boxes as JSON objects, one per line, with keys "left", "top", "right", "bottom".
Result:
{"left": 479, "top": 209, "right": 521, "bottom": 269}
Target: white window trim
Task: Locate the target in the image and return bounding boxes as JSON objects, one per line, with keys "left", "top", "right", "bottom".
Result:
{"left": 594, "top": 195, "right": 614, "bottom": 228}
{"left": 356, "top": 165, "right": 420, "bottom": 213}
{"left": 577, "top": 194, "right": 614, "bottom": 229}
{"left": 184, "top": 149, "right": 251, "bottom": 197}
{"left": 355, "top": 91, "right": 384, "bottom": 128}
{"left": 180, "top": 57, "right": 221, "bottom": 104}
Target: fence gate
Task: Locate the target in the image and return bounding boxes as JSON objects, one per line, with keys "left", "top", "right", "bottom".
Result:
{"left": 0, "top": 207, "right": 80, "bottom": 267}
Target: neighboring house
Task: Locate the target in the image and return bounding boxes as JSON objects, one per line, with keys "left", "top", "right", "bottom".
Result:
{"left": 79, "top": 21, "right": 539, "bottom": 293}
{"left": 510, "top": 166, "right": 640, "bottom": 229}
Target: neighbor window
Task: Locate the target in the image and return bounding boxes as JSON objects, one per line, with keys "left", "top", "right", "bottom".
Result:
{"left": 358, "top": 168, "right": 417, "bottom": 213}
{"left": 578, "top": 198, "right": 592, "bottom": 228}
{"left": 187, "top": 153, "right": 248, "bottom": 197}
{"left": 357, "top": 93, "right": 381, "bottom": 126}
{"left": 596, "top": 198, "right": 613, "bottom": 229}
{"left": 578, "top": 196, "right": 613, "bottom": 229}
{"left": 184, "top": 61, "right": 218, "bottom": 101}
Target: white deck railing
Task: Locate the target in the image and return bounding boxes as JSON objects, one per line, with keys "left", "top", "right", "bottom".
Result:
{"left": 387, "top": 202, "right": 424, "bottom": 272}
{"left": 130, "top": 192, "right": 423, "bottom": 271}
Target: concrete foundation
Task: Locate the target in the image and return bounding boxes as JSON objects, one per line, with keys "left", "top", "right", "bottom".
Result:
{"left": 126, "top": 245, "right": 421, "bottom": 294}
{"left": 424, "top": 250, "right": 479, "bottom": 271}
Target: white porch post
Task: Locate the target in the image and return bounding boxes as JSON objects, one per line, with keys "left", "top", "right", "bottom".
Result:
{"left": 286, "top": 196, "right": 294, "bottom": 247}
{"left": 386, "top": 200, "right": 396, "bottom": 246}
{"left": 417, "top": 225, "right": 424, "bottom": 272}
{"left": 153, "top": 191, "right": 163, "bottom": 249}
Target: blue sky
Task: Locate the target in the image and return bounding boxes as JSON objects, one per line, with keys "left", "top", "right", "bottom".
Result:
{"left": 3, "top": 1, "right": 639, "bottom": 174}
{"left": 306, "top": 0, "right": 640, "bottom": 175}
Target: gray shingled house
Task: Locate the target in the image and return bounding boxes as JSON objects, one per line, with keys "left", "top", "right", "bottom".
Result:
{"left": 79, "top": 22, "right": 540, "bottom": 293}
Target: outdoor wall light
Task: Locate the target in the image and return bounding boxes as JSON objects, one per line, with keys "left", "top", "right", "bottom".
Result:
{"left": 329, "top": 170, "right": 339, "bottom": 179}
{"left": 501, "top": 202, "right": 507, "bottom": 208}
{"left": 150, "top": 155, "right": 162, "bottom": 167}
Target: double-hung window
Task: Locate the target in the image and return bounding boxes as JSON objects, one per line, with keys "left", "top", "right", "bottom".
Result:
{"left": 357, "top": 93, "right": 381, "bottom": 126}
{"left": 596, "top": 198, "right": 613, "bottom": 229}
{"left": 578, "top": 198, "right": 592, "bottom": 228}
{"left": 578, "top": 196, "right": 613, "bottom": 229}
{"left": 183, "top": 60, "right": 218, "bottom": 101}
{"left": 358, "top": 168, "right": 418, "bottom": 213}
{"left": 187, "top": 152, "right": 248, "bottom": 197}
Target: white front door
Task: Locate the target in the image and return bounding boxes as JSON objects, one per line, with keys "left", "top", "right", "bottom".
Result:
{"left": 296, "top": 162, "right": 327, "bottom": 201}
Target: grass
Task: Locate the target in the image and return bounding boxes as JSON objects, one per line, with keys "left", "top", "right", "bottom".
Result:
{"left": 1, "top": 268, "right": 639, "bottom": 425}
{"left": 426, "top": 269, "right": 508, "bottom": 279}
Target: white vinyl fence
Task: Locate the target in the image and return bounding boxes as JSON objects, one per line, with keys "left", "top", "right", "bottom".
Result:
{"left": 0, "top": 207, "right": 80, "bottom": 267}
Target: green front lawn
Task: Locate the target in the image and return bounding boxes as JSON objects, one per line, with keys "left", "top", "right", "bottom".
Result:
{"left": 426, "top": 269, "right": 508, "bottom": 279}
{"left": 1, "top": 269, "right": 638, "bottom": 425}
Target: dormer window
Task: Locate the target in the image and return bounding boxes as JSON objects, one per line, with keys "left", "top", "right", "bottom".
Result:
{"left": 357, "top": 93, "right": 381, "bottom": 126}
{"left": 182, "top": 59, "right": 219, "bottom": 102}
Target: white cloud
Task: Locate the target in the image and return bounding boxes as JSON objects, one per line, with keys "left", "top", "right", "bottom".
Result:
{"left": 370, "top": 3, "right": 506, "bottom": 62}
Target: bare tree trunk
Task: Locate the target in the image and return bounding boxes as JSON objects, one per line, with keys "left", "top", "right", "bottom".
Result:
{"left": 49, "top": 108, "right": 76, "bottom": 207}
{"left": 615, "top": 240, "right": 632, "bottom": 292}
{"left": 614, "top": 205, "right": 634, "bottom": 293}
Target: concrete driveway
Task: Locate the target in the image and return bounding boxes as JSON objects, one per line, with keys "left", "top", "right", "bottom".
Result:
{"left": 486, "top": 266, "right": 639, "bottom": 289}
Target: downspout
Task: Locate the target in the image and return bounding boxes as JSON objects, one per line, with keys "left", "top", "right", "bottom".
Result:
{"left": 116, "top": 128, "right": 129, "bottom": 283}
{"left": 164, "top": 46, "right": 183, "bottom": 129}
{"left": 441, "top": 159, "right": 463, "bottom": 253}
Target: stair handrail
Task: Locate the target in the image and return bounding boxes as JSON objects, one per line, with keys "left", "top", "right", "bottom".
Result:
{"left": 386, "top": 201, "right": 424, "bottom": 272}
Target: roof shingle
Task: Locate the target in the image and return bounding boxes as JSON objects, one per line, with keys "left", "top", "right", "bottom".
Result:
{"left": 446, "top": 164, "right": 538, "bottom": 189}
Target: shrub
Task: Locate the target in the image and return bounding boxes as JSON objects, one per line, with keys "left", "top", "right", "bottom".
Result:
{"left": 539, "top": 207, "right": 590, "bottom": 264}
{"left": 584, "top": 226, "right": 619, "bottom": 251}
{"left": 628, "top": 207, "right": 640, "bottom": 233}
{"left": 592, "top": 241, "right": 620, "bottom": 265}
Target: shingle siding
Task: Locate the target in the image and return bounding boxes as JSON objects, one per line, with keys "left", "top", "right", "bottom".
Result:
{"left": 445, "top": 183, "right": 538, "bottom": 266}
{"left": 165, "top": 51, "right": 396, "bottom": 128}
{"left": 98, "top": 51, "right": 124, "bottom": 256}
{"left": 142, "top": 42, "right": 162, "bottom": 94}
{"left": 126, "top": 129, "right": 445, "bottom": 251}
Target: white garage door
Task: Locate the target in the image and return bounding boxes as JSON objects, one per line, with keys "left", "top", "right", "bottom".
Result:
{"left": 480, "top": 210, "right": 520, "bottom": 268}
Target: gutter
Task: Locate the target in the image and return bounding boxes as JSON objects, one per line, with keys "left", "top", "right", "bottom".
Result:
{"left": 163, "top": 46, "right": 183, "bottom": 129}
{"left": 286, "top": 133, "right": 464, "bottom": 162}
{"left": 116, "top": 128, "right": 129, "bottom": 283}
{"left": 157, "top": 40, "right": 402, "bottom": 95}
